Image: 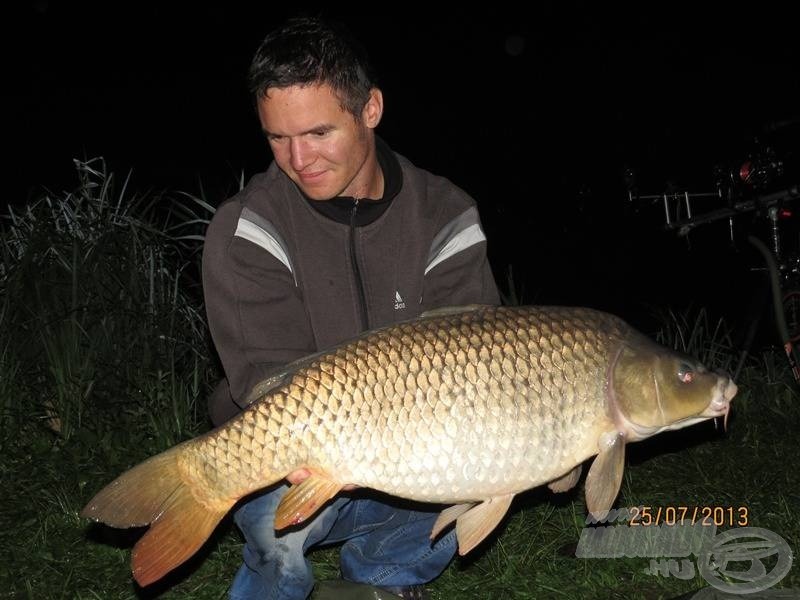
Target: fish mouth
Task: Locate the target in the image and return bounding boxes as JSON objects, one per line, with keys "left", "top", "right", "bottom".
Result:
{"left": 700, "top": 376, "right": 737, "bottom": 430}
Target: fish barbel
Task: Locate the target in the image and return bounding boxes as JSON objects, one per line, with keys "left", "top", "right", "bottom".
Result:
{"left": 81, "top": 305, "right": 736, "bottom": 585}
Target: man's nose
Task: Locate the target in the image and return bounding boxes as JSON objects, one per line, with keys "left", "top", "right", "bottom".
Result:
{"left": 290, "top": 138, "right": 314, "bottom": 171}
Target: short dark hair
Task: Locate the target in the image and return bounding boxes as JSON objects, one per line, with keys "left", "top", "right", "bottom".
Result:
{"left": 248, "top": 17, "right": 377, "bottom": 117}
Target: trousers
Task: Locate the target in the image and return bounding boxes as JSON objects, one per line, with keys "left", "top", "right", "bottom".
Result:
{"left": 229, "top": 484, "right": 457, "bottom": 600}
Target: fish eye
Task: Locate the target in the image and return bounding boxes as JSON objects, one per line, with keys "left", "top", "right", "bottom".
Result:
{"left": 678, "top": 364, "right": 694, "bottom": 383}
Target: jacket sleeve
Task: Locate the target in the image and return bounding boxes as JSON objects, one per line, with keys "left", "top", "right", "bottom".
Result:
{"left": 420, "top": 205, "right": 500, "bottom": 311}
{"left": 202, "top": 200, "right": 315, "bottom": 425}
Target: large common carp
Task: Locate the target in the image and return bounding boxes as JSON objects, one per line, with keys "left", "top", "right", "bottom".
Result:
{"left": 81, "top": 305, "right": 736, "bottom": 586}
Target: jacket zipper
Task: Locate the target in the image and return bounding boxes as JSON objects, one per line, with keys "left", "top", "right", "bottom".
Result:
{"left": 350, "top": 199, "right": 369, "bottom": 331}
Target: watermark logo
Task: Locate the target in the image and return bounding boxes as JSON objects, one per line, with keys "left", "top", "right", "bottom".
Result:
{"left": 576, "top": 510, "right": 793, "bottom": 594}
{"left": 696, "top": 527, "right": 793, "bottom": 594}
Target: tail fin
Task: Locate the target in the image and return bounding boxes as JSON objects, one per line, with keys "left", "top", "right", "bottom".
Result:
{"left": 81, "top": 447, "right": 234, "bottom": 586}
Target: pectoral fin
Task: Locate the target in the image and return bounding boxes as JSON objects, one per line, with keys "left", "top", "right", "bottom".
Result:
{"left": 548, "top": 465, "right": 582, "bottom": 493}
{"left": 430, "top": 502, "right": 475, "bottom": 540}
{"left": 274, "top": 474, "right": 342, "bottom": 529}
{"left": 454, "top": 494, "right": 514, "bottom": 555}
{"left": 584, "top": 431, "right": 626, "bottom": 521}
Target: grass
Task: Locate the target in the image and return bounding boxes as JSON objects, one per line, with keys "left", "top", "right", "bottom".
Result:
{"left": 1, "top": 161, "right": 798, "bottom": 599}
{"left": 652, "top": 307, "right": 737, "bottom": 375}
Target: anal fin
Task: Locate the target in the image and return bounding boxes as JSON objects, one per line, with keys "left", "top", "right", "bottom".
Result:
{"left": 455, "top": 494, "right": 514, "bottom": 555}
{"left": 585, "top": 431, "right": 626, "bottom": 521}
{"left": 274, "top": 473, "right": 342, "bottom": 529}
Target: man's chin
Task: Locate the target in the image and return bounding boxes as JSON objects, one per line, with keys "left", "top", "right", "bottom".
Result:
{"left": 296, "top": 184, "right": 336, "bottom": 201}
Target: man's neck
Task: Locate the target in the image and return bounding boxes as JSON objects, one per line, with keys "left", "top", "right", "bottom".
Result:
{"left": 352, "top": 148, "right": 384, "bottom": 201}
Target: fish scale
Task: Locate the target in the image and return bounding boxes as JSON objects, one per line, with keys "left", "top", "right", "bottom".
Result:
{"left": 81, "top": 304, "right": 737, "bottom": 586}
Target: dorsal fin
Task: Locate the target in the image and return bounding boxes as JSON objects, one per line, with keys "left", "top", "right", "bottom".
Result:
{"left": 241, "top": 347, "right": 343, "bottom": 408}
{"left": 242, "top": 304, "right": 496, "bottom": 408}
{"left": 420, "top": 304, "right": 490, "bottom": 318}
{"left": 242, "top": 371, "right": 294, "bottom": 406}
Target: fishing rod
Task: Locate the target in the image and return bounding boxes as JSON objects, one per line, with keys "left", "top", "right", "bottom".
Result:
{"left": 628, "top": 176, "right": 800, "bottom": 383}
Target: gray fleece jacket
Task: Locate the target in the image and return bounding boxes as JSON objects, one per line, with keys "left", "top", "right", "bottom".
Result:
{"left": 202, "top": 143, "right": 499, "bottom": 426}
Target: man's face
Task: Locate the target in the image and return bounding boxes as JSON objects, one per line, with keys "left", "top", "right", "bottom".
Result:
{"left": 257, "top": 83, "right": 383, "bottom": 200}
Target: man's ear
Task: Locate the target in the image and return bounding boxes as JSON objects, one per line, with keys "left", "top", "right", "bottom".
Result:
{"left": 362, "top": 88, "right": 383, "bottom": 129}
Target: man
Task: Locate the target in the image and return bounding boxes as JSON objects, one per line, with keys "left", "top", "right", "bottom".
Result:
{"left": 202, "top": 16, "right": 499, "bottom": 600}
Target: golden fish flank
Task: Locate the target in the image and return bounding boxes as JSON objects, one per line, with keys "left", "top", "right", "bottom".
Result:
{"left": 81, "top": 305, "right": 737, "bottom": 587}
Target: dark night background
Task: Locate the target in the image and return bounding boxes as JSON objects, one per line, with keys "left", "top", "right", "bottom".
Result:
{"left": 9, "top": 3, "right": 800, "bottom": 337}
